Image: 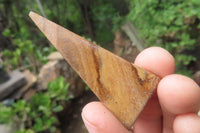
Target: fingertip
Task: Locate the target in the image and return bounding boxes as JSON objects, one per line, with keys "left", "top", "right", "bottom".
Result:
{"left": 158, "top": 74, "right": 200, "bottom": 114}
{"left": 134, "top": 47, "right": 175, "bottom": 77}
{"left": 81, "top": 102, "right": 101, "bottom": 133}
{"left": 82, "top": 102, "right": 130, "bottom": 133}
{"left": 174, "top": 113, "right": 200, "bottom": 133}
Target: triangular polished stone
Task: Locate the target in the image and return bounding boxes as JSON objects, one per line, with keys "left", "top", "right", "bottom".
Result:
{"left": 29, "top": 11, "right": 160, "bottom": 129}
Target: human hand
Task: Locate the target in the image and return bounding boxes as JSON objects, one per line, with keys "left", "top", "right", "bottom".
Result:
{"left": 81, "top": 47, "right": 200, "bottom": 133}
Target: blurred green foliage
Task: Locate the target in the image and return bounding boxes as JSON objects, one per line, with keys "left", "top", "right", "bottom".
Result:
{"left": 91, "top": 1, "right": 121, "bottom": 42}
{"left": 0, "top": 76, "right": 71, "bottom": 133}
{"left": 0, "top": 0, "right": 199, "bottom": 74}
{"left": 0, "top": 0, "right": 123, "bottom": 72}
{"left": 2, "top": 30, "right": 56, "bottom": 71}
{"left": 126, "top": 0, "right": 200, "bottom": 76}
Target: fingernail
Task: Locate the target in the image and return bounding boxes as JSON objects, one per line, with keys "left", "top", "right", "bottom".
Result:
{"left": 82, "top": 115, "right": 98, "bottom": 133}
{"left": 81, "top": 102, "right": 104, "bottom": 133}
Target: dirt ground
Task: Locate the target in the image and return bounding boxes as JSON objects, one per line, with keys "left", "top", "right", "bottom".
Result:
{"left": 60, "top": 90, "right": 98, "bottom": 133}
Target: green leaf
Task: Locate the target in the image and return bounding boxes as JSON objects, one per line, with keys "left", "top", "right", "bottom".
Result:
{"left": 14, "top": 129, "right": 35, "bottom": 133}
{"left": 31, "top": 93, "right": 51, "bottom": 107}
{"left": 3, "top": 50, "right": 12, "bottom": 58}
{"left": 33, "top": 118, "right": 44, "bottom": 132}
{"left": 13, "top": 100, "right": 27, "bottom": 111}
{"left": 2, "top": 28, "right": 11, "bottom": 37}
{"left": 52, "top": 105, "right": 63, "bottom": 112}
{"left": 47, "top": 76, "right": 69, "bottom": 98}
{"left": 45, "top": 116, "right": 57, "bottom": 127}
{"left": 0, "top": 104, "right": 13, "bottom": 123}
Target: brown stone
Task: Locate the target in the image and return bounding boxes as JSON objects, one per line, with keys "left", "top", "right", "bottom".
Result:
{"left": 23, "top": 89, "right": 36, "bottom": 101}
{"left": 193, "top": 71, "right": 200, "bottom": 86}
{"left": 113, "top": 30, "right": 127, "bottom": 56}
{"left": 47, "top": 51, "right": 64, "bottom": 60}
{"left": 12, "top": 70, "right": 37, "bottom": 99}
{"left": 37, "top": 60, "right": 58, "bottom": 90}
{"left": 22, "top": 70, "right": 37, "bottom": 90}
{"left": 37, "top": 58, "right": 85, "bottom": 98}
{"left": 113, "top": 30, "right": 140, "bottom": 63}
{"left": 29, "top": 11, "right": 160, "bottom": 129}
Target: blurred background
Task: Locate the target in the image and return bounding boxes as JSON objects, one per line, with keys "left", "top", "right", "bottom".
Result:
{"left": 0, "top": 0, "right": 200, "bottom": 133}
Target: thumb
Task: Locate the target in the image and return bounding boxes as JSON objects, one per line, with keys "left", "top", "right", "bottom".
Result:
{"left": 82, "top": 102, "right": 131, "bottom": 133}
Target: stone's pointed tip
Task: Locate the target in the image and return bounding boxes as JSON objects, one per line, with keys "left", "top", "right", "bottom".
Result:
{"left": 29, "top": 11, "right": 34, "bottom": 18}
{"left": 29, "top": 11, "right": 39, "bottom": 22}
{"left": 28, "top": 11, "right": 59, "bottom": 48}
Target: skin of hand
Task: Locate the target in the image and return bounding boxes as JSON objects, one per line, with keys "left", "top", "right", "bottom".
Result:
{"left": 81, "top": 47, "right": 200, "bottom": 133}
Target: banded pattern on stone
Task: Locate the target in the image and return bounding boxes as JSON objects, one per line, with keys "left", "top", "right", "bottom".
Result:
{"left": 29, "top": 11, "right": 160, "bottom": 129}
